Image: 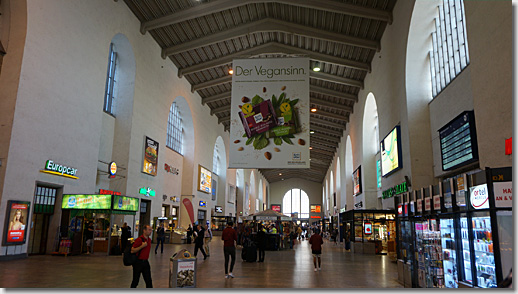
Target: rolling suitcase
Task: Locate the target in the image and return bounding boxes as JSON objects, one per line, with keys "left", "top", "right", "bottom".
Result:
{"left": 246, "top": 244, "right": 257, "bottom": 262}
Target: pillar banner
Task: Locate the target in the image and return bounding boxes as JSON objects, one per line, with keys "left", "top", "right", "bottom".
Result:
{"left": 229, "top": 57, "right": 310, "bottom": 169}
{"left": 180, "top": 196, "right": 195, "bottom": 229}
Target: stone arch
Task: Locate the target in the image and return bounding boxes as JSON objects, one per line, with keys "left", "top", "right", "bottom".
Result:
{"left": 345, "top": 135, "right": 354, "bottom": 211}
{"left": 362, "top": 93, "right": 380, "bottom": 209}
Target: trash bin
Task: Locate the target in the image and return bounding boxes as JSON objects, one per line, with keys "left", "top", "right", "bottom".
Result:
{"left": 169, "top": 249, "right": 197, "bottom": 288}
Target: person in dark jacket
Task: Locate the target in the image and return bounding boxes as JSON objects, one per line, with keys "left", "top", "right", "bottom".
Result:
{"left": 121, "top": 222, "right": 132, "bottom": 252}
{"left": 256, "top": 224, "right": 267, "bottom": 262}
{"left": 155, "top": 222, "right": 165, "bottom": 254}
{"left": 186, "top": 224, "right": 193, "bottom": 244}
{"left": 193, "top": 224, "right": 207, "bottom": 260}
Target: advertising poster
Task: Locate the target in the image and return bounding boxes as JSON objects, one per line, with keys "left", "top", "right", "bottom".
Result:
{"left": 177, "top": 260, "right": 195, "bottom": 287}
{"left": 112, "top": 196, "right": 139, "bottom": 211}
{"left": 381, "top": 125, "right": 402, "bottom": 177}
{"left": 3, "top": 201, "right": 30, "bottom": 245}
{"left": 310, "top": 205, "right": 321, "bottom": 213}
{"left": 229, "top": 57, "right": 310, "bottom": 169}
{"left": 353, "top": 166, "right": 362, "bottom": 196}
{"left": 62, "top": 194, "right": 112, "bottom": 210}
{"left": 198, "top": 165, "right": 212, "bottom": 194}
{"left": 143, "top": 136, "right": 159, "bottom": 176}
{"left": 271, "top": 204, "right": 281, "bottom": 213}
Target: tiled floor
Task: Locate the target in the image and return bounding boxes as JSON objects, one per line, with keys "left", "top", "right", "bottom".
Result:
{"left": 0, "top": 238, "right": 402, "bottom": 288}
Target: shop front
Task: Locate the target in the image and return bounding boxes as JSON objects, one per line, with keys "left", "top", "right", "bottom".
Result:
{"left": 396, "top": 166, "right": 512, "bottom": 289}
{"left": 60, "top": 194, "right": 139, "bottom": 255}
{"left": 340, "top": 209, "right": 396, "bottom": 255}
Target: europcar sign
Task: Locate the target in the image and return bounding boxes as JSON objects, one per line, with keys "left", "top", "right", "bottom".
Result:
{"left": 40, "top": 160, "right": 78, "bottom": 179}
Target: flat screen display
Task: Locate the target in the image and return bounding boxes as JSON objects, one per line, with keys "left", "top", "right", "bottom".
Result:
{"left": 62, "top": 194, "right": 112, "bottom": 210}
{"left": 198, "top": 165, "right": 212, "bottom": 194}
{"left": 271, "top": 205, "right": 281, "bottom": 213}
{"left": 310, "top": 205, "right": 321, "bottom": 213}
{"left": 3, "top": 201, "right": 31, "bottom": 246}
{"left": 353, "top": 166, "right": 362, "bottom": 196}
{"left": 112, "top": 195, "right": 139, "bottom": 212}
{"left": 381, "top": 125, "right": 402, "bottom": 177}
{"left": 438, "top": 111, "right": 479, "bottom": 171}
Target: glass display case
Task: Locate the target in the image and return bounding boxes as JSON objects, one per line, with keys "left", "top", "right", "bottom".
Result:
{"left": 471, "top": 213, "right": 496, "bottom": 288}
{"left": 459, "top": 215, "right": 473, "bottom": 285}
{"left": 416, "top": 219, "right": 444, "bottom": 288}
{"left": 440, "top": 218, "right": 458, "bottom": 288}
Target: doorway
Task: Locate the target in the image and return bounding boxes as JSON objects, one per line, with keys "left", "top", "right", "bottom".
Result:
{"left": 28, "top": 186, "right": 58, "bottom": 255}
{"left": 139, "top": 199, "right": 151, "bottom": 236}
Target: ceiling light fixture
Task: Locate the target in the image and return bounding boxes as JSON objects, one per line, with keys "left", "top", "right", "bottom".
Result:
{"left": 279, "top": 173, "right": 282, "bottom": 176}
{"left": 311, "top": 108, "right": 317, "bottom": 112}
{"left": 228, "top": 68, "right": 234, "bottom": 75}
{"left": 310, "top": 131, "right": 315, "bottom": 134}
{"left": 312, "top": 61, "right": 321, "bottom": 72}
{"left": 309, "top": 147, "right": 313, "bottom": 150}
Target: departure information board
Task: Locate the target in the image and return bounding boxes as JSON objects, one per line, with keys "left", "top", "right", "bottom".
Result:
{"left": 439, "top": 111, "right": 478, "bottom": 171}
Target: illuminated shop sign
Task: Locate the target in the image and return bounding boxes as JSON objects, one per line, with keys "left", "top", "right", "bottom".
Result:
{"left": 271, "top": 205, "right": 281, "bottom": 213}
{"left": 99, "top": 189, "right": 121, "bottom": 196}
{"left": 139, "top": 187, "right": 156, "bottom": 197}
{"left": 310, "top": 216, "right": 321, "bottom": 219}
{"left": 164, "top": 163, "right": 179, "bottom": 175}
{"left": 215, "top": 206, "right": 223, "bottom": 213}
{"left": 112, "top": 195, "right": 139, "bottom": 212}
{"left": 470, "top": 184, "right": 489, "bottom": 209}
{"left": 199, "top": 201, "right": 207, "bottom": 207}
{"left": 364, "top": 223, "right": 372, "bottom": 235}
{"left": 62, "top": 194, "right": 112, "bottom": 210}
{"left": 109, "top": 162, "right": 117, "bottom": 178}
{"left": 40, "top": 160, "right": 78, "bottom": 179}
{"left": 382, "top": 182, "right": 408, "bottom": 199}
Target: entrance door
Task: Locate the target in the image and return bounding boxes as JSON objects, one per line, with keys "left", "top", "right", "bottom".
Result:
{"left": 139, "top": 199, "right": 151, "bottom": 236}
{"left": 28, "top": 213, "right": 50, "bottom": 255}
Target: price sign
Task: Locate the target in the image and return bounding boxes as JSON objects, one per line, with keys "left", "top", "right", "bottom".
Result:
{"left": 424, "top": 197, "right": 431, "bottom": 211}
{"left": 433, "top": 195, "right": 441, "bottom": 210}
{"left": 417, "top": 200, "right": 422, "bottom": 212}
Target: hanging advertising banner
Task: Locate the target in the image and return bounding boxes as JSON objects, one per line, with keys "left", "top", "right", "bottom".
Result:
{"left": 3, "top": 201, "right": 30, "bottom": 246}
{"left": 112, "top": 196, "right": 139, "bottom": 212}
{"left": 229, "top": 57, "right": 310, "bottom": 169}
{"left": 353, "top": 166, "right": 362, "bottom": 196}
{"left": 142, "top": 136, "right": 159, "bottom": 176}
{"left": 61, "top": 194, "right": 112, "bottom": 210}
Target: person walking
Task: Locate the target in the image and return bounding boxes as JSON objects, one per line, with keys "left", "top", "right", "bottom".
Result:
{"left": 203, "top": 224, "right": 213, "bottom": 256}
{"left": 186, "top": 224, "right": 193, "bottom": 244}
{"left": 155, "top": 222, "right": 165, "bottom": 254}
{"left": 193, "top": 224, "right": 208, "bottom": 260}
{"left": 121, "top": 222, "right": 132, "bottom": 252}
{"left": 297, "top": 226, "right": 303, "bottom": 241}
{"left": 130, "top": 224, "right": 153, "bottom": 288}
{"left": 222, "top": 221, "right": 238, "bottom": 279}
{"left": 309, "top": 229, "right": 324, "bottom": 272}
{"left": 256, "top": 224, "right": 266, "bottom": 262}
{"left": 85, "top": 221, "right": 94, "bottom": 254}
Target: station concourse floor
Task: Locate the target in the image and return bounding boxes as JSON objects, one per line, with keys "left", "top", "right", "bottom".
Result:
{"left": 0, "top": 238, "right": 402, "bottom": 289}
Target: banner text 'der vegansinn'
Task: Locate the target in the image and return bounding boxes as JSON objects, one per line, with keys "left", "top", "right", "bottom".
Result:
{"left": 229, "top": 58, "right": 310, "bottom": 169}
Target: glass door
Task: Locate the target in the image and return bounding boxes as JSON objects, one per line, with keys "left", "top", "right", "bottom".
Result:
{"left": 459, "top": 214, "right": 473, "bottom": 285}
{"left": 440, "top": 217, "right": 458, "bottom": 288}
{"left": 471, "top": 211, "right": 496, "bottom": 288}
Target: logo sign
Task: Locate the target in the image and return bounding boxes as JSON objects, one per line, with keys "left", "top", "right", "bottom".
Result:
{"left": 397, "top": 204, "right": 403, "bottom": 215}
{"left": 493, "top": 182, "right": 512, "bottom": 208}
{"left": 470, "top": 184, "right": 489, "bottom": 209}
{"left": 170, "top": 196, "right": 178, "bottom": 202}
{"left": 139, "top": 187, "right": 156, "bottom": 197}
{"left": 199, "top": 201, "right": 206, "bottom": 207}
{"left": 354, "top": 201, "right": 363, "bottom": 209}
{"left": 215, "top": 206, "right": 223, "bottom": 213}
{"left": 271, "top": 205, "right": 281, "bottom": 213}
{"left": 424, "top": 198, "right": 431, "bottom": 211}
{"left": 339, "top": 207, "right": 346, "bottom": 213}
{"left": 404, "top": 203, "right": 408, "bottom": 215}
{"left": 62, "top": 194, "right": 112, "bottom": 210}
{"left": 364, "top": 223, "right": 372, "bottom": 235}
{"left": 99, "top": 189, "right": 121, "bottom": 196}
{"left": 164, "top": 163, "right": 179, "bottom": 175}
{"left": 382, "top": 182, "right": 408, "bottom": 199}
{"left": 109, "top": 161, "right": 117, "bottom": 178}
{"left": 40, "top": 160, "right": 78, "bottom": 179}
{"left": 229, "top": 57, "right": 310, "bottom": 169}
{"left": 433, "top": 195, "right": 441, "bottom": 210}
{"left": 310, "top": 216, "right": 321, "bottom": 219}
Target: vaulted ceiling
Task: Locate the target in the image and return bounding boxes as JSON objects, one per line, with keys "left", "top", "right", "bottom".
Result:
{"left": 123, "top": 0, "right": 397, "bottom": 184}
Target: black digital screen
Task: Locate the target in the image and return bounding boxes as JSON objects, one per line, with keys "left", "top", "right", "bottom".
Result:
{"left": 438, "top": 111, "right": 478, "bottom": 171}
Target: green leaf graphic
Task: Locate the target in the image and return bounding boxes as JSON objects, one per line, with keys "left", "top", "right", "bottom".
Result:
{"left": 282, "top": 137, "right": 293, "bottom": 145}
{"left": 252, "top": 95, "right": 264, "bottom": 106}
{"left": 246, "top": 136, "right": 255, "bottom": 145}
{"left": 274, "top": 137, "right": 283, "bottom": 145}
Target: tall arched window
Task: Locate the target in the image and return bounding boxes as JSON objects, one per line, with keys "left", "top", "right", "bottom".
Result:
{"left": 282, "top": 189, "right": 309, "bottom": 218}
{"left": 167, "top": 102, "right": 183, "bottom": 154}
{"left": 103, "top": 43, "right": 118, "bottom": 114}
{"left": 429, "top": 0, "right": 469, "bottom": 97}
{"left": 212, "top": 144, "right": 219, "bottom": 175}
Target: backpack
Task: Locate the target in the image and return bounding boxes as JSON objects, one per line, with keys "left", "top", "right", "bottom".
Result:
{"left": 123, "top": 237, "right": 145, "bottom": 266}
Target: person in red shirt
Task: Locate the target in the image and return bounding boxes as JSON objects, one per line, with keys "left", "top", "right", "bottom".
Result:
{"left": 130, "top": 224, "right": 153, "bottom": 288}
{"left": 309, "top": 229, "right": 324, "bottom": 272}
{"left": 221, "top": 221, "right": 238, "bottom": 279}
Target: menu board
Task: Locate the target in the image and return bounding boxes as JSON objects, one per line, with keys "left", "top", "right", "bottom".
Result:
{"left": 439, "top": 111, "right": 478, "bottom": 171}
{"left": 381, "top": 125, "right": 402, "bottom": 177}
{"left": 62, "top": 194, "right": 112, "bottom": 210}
{"left": 3, "top": 201, "right": 30, "bottom": 246}
{"left": 112, "top": 195, "right": 139, "bottom": 211}
{"left": 353, "top": 166, "right": 362, "bottom": 196}
{"left": 197, "top": 165, "right": 212, "bottom": 194}
{"left": 142, "top": 136, "right": 159, "bottom": 176}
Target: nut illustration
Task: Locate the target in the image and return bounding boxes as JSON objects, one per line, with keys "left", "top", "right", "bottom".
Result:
{"left": 263, "top": 87, "right": 266, "bottom": 93}
{"left": 238, "top": 105, "right": 242, "bottom": 109}
{"left": 281, "top": 86, "right": 286, "bottom": 91}
{"left": 274, "top": 147, "right": 280, "bottom": 152}
{"left": 298, "top": 139, "right": 306, "bottom": 146}
{"left": 241, "top": 96, "right": 249, "bottom": 103}
{"left": 234, "top": 140, "right": 240, "bottom": 144}
{"left": 264, "top": 152, "right": 272, "bottom": 160}
{"left": 237, "top": 147, "right": 244, "bottom": 151}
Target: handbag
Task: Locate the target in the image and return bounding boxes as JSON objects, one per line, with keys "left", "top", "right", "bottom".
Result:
{"left": 123, "top": 237, "right": 145, "bottom": 266}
